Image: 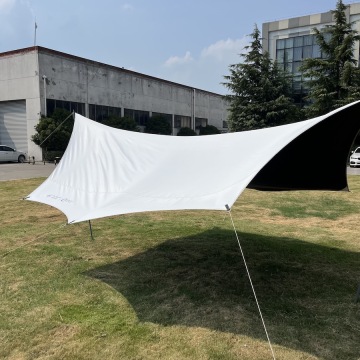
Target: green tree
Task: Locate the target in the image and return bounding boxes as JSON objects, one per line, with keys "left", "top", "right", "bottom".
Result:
{"left": 32, "top": 108, "right": 73, "bottom": 151}
{"left": 103, "top": 115, "right": 140, "bottom": 132}
{"left": 223, "top": 25, "right": 300, "bottom": 132}
{"left": 145, "top": 115, "right": 172, "bottom": 135}
{"left": 199, "top": 125, "right": 220, "bottom": 135}
{"left": 300, "top": 0, "right": 360, "bottom": 118}
{"left": 177, "top": 127, "right": 197, "bottom": 136}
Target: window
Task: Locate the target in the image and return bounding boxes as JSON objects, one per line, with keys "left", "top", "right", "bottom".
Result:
{"left": 275, "top": 33, "right": 321, "bottom": 104}
{"left": 303, "top": 45, "right": 312, "bottom": 58}
{"left": 174, "top": 115, "right": 191, "bottom": 128}
{"left": 46, "top": 99, "right": 85, "bottom": 116}
{"left": 293, "top": 47, "right": 303, "bottom": 61}
{"left": 108, "top": 107, "right": 122, "bottom": 118}
{"left": 124, "top": 109, "right": 134, "bottom": 119}
{"left": 89, "top": 104, "right": 122, "bottom": 122}
{"left": 284, "top": 48, "right": 293, "bottom": 62}
{"left": 70, "top": 102, "right": 85, "bottom": 115}
{"left": 312, "top": 44, "right": 321, "bottom": 58}
{"left": 124, "top": 109, "right": 149, "bottom": 126}
{"left": 293, "top": 62, "right": 302, "bottom": 76}
{"left": 294, "top": 36, "right": 303, "bottom": 47}
{"left": 222, "top": 121, "right": 228, "bottom": 128}
{"left": 151, "top": 112, "right": 172, "bottom": 129}
{"left": 47, "top": 99, "right": 55, "bottom": 115}
{"left": 284, "top": 62, "right": 292, "bottom": 73}
{"left": 152, "top": 112, "right": 172, "bottom": 123}
{"left": 277, "top": 39, "right": 285, "bottom": 49}
{"left": 303, "top": 35, "right": 313, "bottom": 46}
{"left": 285, "top": 38, "right": 294, "bottom": 49}
{"left": 276, "top": 49, "right": 285, "bottom": 63}
{"left": 96, "top": 105, "right": 108, "bottom": 122}
{"left": 89, "top": 104, "right": 96, "bottom": 120}
{"left": 195, "top": 118, "right": 208, "bottom": 129}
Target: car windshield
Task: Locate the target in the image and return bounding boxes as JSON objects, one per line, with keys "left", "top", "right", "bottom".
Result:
{"left": 356, "top": 148, "right": 360, "bottom": 153}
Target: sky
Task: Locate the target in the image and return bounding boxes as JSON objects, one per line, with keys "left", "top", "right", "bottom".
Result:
{"left": 0, "top": 0, "right": 351, "bottom": 94}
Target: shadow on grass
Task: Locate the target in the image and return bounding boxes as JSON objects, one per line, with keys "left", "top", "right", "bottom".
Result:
{"left": 85, "top": 228, "right": 360, "bottom": 359}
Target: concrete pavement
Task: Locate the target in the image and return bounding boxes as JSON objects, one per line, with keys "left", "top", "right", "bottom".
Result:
{"left": 0, "top": 162, "right": 56, "bottom": 181}
{"left": 1, "top": 161, "right": 360, "bottom": 182}
{"left": 347, "top": 166, "right": 360, "bottom": 176}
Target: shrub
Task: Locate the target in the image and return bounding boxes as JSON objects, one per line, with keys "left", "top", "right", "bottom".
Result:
{"left": 177, "top": 127, "right": 197, "bottom": 136}
{"left": 199, "top": 125, "right": 220, "bottom": 135}
{"left": 145, "top": 115, "right": 172, "bottom": 135}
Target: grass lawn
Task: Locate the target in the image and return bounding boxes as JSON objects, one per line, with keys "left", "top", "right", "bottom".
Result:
{"left": 1, "top": 176, "right": 360, "bottom": 360}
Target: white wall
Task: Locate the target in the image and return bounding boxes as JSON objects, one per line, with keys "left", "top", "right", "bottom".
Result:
{"left": 0, "top": 49, "right": 42, "bottom": 159}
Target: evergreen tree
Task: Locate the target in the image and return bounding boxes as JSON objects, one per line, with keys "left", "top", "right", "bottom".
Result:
{"left": 102, "top": 115, "right": 140, "bottom": 132}
{"left": 32, "top": 108, "right": 73, "bottom": 151}
{"left": 198, "top": 125, "right": 220, "bottom": 135}
{"left": 223, "top": 25, "right": 300, "bottom": 132}
{"left": 145, "top": 115, "right": 172, "bottom": 135}
{"left": 300, "top": 0, "right": 360, "bottom": 118}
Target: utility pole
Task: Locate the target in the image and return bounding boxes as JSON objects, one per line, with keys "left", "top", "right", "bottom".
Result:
{"left": 42, "top": 75, "right": 47, "bottom": 117}
{"left": 34, "top": 21, "right": 37, "bottom": 46}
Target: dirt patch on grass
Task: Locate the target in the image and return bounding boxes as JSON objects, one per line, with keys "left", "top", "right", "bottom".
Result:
{"left": 6, "top": 350, "right": 27, "bottom": 360}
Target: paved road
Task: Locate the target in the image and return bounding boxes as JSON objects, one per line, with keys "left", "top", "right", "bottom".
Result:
{"left": 1, "top": 162, "right": 360, "bottom": 182}
{"left": 347, "top": 166, "right": 360, "bottom": 176}
{"left": 0, "top": 162, "right": 56, "bottom": 181}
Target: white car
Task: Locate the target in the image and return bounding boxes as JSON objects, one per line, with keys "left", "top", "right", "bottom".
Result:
{"left": 0, "top": 145, "right": 26, "bottom": 163}
{"left": 349, "top": 147, "right": 360, "bottom": 167}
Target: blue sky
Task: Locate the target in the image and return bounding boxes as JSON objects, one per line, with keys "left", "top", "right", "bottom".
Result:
{"left": 0, "top": 0, "right": 347, "bottom": 94}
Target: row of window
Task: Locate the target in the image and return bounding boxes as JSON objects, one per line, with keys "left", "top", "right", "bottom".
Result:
{"left": 277, "top": 34, "right": 317, "bottom": 50}
{"left": 89, "top": 104, "right": 121, "bottom": 122}
{"left": 276, "top": 34, "right": 326, "bottom": 74}
{"left": 47, "top": 99, "right": 86, "bottom": 116}
{"left": 124, "top": 109, "right": 150, "bottom": 126}
{"left": 46, "top": 100, "right": 211, "bottom": 129}
{"left": 275, "top": 33, "right": 330, "bottom": 97}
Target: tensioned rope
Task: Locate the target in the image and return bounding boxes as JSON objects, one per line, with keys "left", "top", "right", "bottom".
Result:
{"left": 1, "top": 223, "right": 67, "bottom": 258}
{"left": 2, "top": 111, "right": 78, "bottom": 258}
{"left": 225, "top": 205, "right": 276, "bottom": 360}
{"left": 39, "top": 111, "right": 75, "bottom": 147}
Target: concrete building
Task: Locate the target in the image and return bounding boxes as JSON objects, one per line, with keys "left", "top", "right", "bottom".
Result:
{"left": 0, "top": 46, "right": 228, "bottom": 160}
{"left": 262, "top": 2, "right": 360, "bottom": 102}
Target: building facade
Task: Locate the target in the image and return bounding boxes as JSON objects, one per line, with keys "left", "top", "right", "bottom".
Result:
{"left": 0, "top": 46, "right": 228, "bottom": 160}
{"left": 262, "top": 2, "right": 360, "bottom": 103}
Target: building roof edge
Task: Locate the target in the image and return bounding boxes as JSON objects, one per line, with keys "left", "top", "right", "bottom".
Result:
{"left": 0, "top": 46, "right": 224, "bottom": 97}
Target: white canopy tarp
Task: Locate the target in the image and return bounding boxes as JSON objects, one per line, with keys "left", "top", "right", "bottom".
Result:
{"left": 26, "top": 101, "right": 360, "bottom": 224}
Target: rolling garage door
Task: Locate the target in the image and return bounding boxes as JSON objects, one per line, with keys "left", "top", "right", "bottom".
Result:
{"left": 0, "top": 100, "right": 27, "bottom": 152}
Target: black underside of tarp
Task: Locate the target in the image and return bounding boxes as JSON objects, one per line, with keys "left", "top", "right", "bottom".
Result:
{"left": 247, "top": 102, "right": 360, "bottom": 192}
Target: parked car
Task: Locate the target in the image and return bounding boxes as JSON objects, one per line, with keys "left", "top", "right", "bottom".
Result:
{"left": 349, "top": 147, "right": 360, "bottom": 167}
{"left": 0, "top": 145, "right": 26, "bottom": 163}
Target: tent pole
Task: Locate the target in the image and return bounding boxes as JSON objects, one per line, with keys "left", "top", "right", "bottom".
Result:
{"left": 356, "top": 283, "right": 360, "bottom": 303}
{"left": 88, "top": 220, "right": 94, "bottom": 240}
{"left": 225, "top": 204, "right": 276, "bottom": 360}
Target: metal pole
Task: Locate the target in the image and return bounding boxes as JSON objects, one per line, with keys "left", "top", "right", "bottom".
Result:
{"left": 42, "top": 75, "right": 47, "bottom": 117}
{"left": 356, "top": 283, "right": 360, "bottom": 303}
{"left": 193, "top": 89, "right": 196, "bottom": 130}
{"left": 89, "top": 220, "right": 94, "bottom": 240}
{"left": 34, "top": 21, "right": 37, "bottom": 46}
